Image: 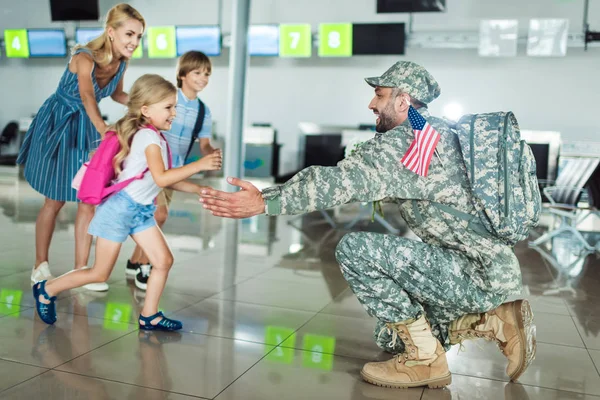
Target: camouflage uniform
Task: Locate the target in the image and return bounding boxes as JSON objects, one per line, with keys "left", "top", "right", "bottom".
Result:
{"left": 262, "top": 61, "right": 522, "bottom": 353}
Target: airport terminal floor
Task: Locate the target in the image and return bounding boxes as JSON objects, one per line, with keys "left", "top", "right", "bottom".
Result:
{"left": 1, "top": 174, "right": 600, "bottom": 400}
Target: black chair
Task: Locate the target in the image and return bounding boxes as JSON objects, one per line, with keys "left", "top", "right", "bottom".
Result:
{"left": 0, "top": 121, "right": 20, "bottom": 165}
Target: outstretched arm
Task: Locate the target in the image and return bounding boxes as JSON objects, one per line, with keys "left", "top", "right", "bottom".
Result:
{"left": 74, "top": 53, "right": 108, "bottom": 137}
{"left": 169, "top": 180, "right": 208, "bottom": 195}
{"left": 146, "top": 145, "right": 222, "bottom": 188}
{"left": 199, "top": 145, "right": 393, "bottom": 218}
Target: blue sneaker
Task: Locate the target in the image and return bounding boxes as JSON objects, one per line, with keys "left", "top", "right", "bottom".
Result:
{"left": 33, "top": 280, "right": 57, "bottom": 325}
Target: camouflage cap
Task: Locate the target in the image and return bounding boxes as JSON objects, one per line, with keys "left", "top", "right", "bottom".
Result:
{"left": 364, "top": 61, "right": 441, "bottom": 104}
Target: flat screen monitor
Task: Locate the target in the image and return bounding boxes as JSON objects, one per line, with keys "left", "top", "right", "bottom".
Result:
{"left": 352, "top": 23, "right": 405, "bottom": 55}
{"left": 520, "top": 130, "right": 561, "bottom": 184}
{"left": 27, "top": 29, "right": 67, "bottom": 57}
{"left": 50, "top": 0, "right": 99, "bottom": 21}
{"left": 377, "top": 0, "right": 446, "bottom": 13}
{"left": 249, "top": 25, "right": 279, "bottom": 56}
{"left": 176, "top": 26, "right": 221, "bottom": 56}
{"left": 75, "top": 28, "right": 103, "bottom": 44}
{"left": 529, "top": 144, "right": 550, "bottom": 183}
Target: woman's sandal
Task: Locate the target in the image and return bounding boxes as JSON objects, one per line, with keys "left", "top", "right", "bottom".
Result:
{"left": 138, "top": 311, "right": 182, "bottom": 331}
{"left": 32, "top": 280, "right": 57, "bottom": 324}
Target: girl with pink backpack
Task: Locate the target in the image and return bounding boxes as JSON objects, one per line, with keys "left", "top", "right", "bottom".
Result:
{"left": 33, "top": 74, "right": 222, "bottom": 330}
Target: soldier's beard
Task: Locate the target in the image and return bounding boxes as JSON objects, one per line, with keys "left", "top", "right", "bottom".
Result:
{"left": 375, "top": 101, "right": 397, "bottom": 133}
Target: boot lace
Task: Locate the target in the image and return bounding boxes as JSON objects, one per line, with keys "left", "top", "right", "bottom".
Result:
{"left": 377, "top": 323, "right": 417, "bottom": 363}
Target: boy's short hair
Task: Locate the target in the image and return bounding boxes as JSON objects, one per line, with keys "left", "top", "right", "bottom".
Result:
{"left": 176, "top": 51, "right": 212, "bottom": 88}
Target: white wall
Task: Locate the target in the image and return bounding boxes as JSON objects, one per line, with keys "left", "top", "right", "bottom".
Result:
{"left": 1, "top": 0, "right": 600, "bottom": 173}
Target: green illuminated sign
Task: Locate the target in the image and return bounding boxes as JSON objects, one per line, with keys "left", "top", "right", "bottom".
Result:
{"left": 4, "top": 29, "right": 29, "bottom": 58}
{"left": 0, "top": 289, "right": 23, "bottom": 318}
{"left": 147, "top": 27, "right": 176, "bottom": 58}
{"left": 265, "top": 326, "right": 296, "bottom": 363}
{"left": 302, "top": 334, "right": 336, "bottom": 370}
{"left": 318, "top": 23, "right": 352, "bottom": 57}
{"left": 103, "top": 302, "right": 132, "bottom": 331}
{"left": 279, "top": 24, "right": 312, "bottom": 57}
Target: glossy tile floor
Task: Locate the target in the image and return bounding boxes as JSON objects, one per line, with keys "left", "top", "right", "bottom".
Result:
{"left": 1, "top": 173, "right": 600, "bottom": 399}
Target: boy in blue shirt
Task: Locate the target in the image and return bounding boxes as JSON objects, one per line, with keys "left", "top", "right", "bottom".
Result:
{"left": 126, "top": 51, "right": 218, "bottom": 290}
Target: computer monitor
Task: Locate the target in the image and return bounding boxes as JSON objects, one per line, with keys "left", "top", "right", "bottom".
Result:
{"left": 75, "top": 27, "right": 103, "bottom": 44}
{"left": 249, "top": 25, "right": 279, "bottom": 56}
{"left": 27, "top": 29, "right": 67, "bottom": 57}
{"left": 352, "top": 23, "right": 406, "bottom": 55}
{"left": 175, "top": 26, "right": 221, "bottom": 56}
{"left": 377, "top": 0, "right": 446, "bottom": 13}
{"left": 50, "top": 0, "right": 99, "bottom": 21}
{"left": 520, "top": 130, "right": 561, "bottom": 184}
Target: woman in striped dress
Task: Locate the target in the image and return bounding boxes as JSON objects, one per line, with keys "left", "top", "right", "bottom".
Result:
{"left": 17, "top": 3, "right": 145, "bottom": 291}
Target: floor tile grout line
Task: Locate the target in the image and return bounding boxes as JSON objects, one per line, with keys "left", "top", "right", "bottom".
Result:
{"left": 42, "top": 309, "right": 140, "bottom": 327}
{"left": 588, "top": 348, "right": 600, "bottom": 381}
{"left": 535, "top": 340, "right": 593, "bottom": 350}
{"left": 61, "top": 370, "right": 210, "bottom": 399}
{"left": 203, "top": 296, "right": 331, "bottom": 314}
{"left": 450, "top": 370, "right": 600, "bottom": 398}
{"left": 49, "top": 294, "right": 324, "bottom": 325}
{"left": 0, "top": 368, "right": 53, "bottom": 396}
{"left": 49, "top": 329, "right": 140, "bottom": 371}
{"left": 0, "top": 356, "right": 52, "bottom": 370}
{"left": 172, "top": 295, "right": 330, "bottom": 315}
{"left": 9, "top": 368, "right": 210, "bottom": 399}
{"left": 0, "top": 307, "right": 34, "bottom": 320}
{"left": 210, "top": 346, "right": 281, "bottom": 399}
{"left": 447, "top": 370, "right": 600, "bottom": 398}
{"left": 208, "top": 298, "right": 335, "bottom": 399}
{"left": 315, "top": 309, "right": 385, "bottom": 320}
{"left": 570, "top": 313, "right": 596, "bottom": 352}
{"left": 157, "top": 273, "right": 259, "bottom": 298}
{"left": 262, "top": 295, "right": 365, "bottom": 358}
{"left": 180, "top": 330, "right": 297, "bottom": 347}
{"left": 532, "top": 310, "right": 575, "bottom": 317}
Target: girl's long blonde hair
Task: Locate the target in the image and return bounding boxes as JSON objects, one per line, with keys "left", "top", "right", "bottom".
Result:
{"left": 112, "top": 74, "right": 177, "bottom": 175}
{"left": 72, "top": 3, "right": 145, "bottom": 67}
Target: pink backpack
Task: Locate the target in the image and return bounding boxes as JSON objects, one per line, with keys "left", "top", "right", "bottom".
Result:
{"left": 72, "top": 125, "right": 171, "bottom": 205}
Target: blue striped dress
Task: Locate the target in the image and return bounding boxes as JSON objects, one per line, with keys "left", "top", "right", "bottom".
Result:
{"left": 17, "top": 48, "right": 126, "bottom": 202}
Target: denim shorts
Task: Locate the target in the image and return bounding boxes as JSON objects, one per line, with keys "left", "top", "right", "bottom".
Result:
{"left": 88, "top": 191, "right": 157, "bottom": 243}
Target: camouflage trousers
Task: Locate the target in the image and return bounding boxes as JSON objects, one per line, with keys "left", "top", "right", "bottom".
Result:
{"left": 335, "top": 231, "right": 508, "bottom": 353}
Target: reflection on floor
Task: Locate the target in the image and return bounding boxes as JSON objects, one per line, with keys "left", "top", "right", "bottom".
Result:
{"left": 1, "top": 175, "right": 600, "bottom": 399}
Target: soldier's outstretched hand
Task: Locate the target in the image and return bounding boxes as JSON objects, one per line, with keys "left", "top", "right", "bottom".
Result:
{"left": 199, "top": 177, "right": 265, "bottom": 219}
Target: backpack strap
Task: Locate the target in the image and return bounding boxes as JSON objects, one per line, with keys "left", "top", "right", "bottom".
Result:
{"left": 143, "top": 124, "right": 172, "bottom": 169}
{"left": 433, "top": 203, "right": 495, "bottom": 239}
{"left": 185, "top": 99, "right": 206, "bottom": 161}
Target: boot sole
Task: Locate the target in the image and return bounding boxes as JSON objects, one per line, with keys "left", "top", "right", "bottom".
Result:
{"left": 510, "top": 299, "right": 536, "bottom": 382}
{"left": 360, "top": 370, "right": 452, "bottom": 389}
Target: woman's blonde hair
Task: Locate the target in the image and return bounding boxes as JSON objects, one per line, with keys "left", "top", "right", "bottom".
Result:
{"left": 73, "top": 3, "right": 145, "bottom": 67}
{"left": 112, "top": 74, "right": 176, "bottom": 175}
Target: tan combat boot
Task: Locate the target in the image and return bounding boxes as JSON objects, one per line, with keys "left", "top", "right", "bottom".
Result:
{"left": 361, "top": 315, "right": 452, "bottom": 389}
{"left": 449, "top": 299, "right": 536, "bottom": 382}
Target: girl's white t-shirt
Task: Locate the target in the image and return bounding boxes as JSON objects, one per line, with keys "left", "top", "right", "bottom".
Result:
{"left": 118, "top": 128, "right": 169, "bottom": 205}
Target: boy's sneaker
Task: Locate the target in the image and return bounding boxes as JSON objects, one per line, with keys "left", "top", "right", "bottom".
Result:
{"left": 81, "top": 266, "right": 109, "bottom": 292}
{"left": 135, "top": 264, "right": 152, "bottom": 291}
{"left": 31, "top": 262, "right": 53, "bottom": 284}
{"left": 126, "top": 259, "right": 140, "bottom": 277}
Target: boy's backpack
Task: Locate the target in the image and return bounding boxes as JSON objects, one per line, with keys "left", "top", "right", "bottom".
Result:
{"left": 72, "top": 125, "right": 171, "bottom": 205}
{"left": 439, "top": 112, "right": 542, "bottom": 245}
{"left": 184, "top": 99, "right": 206, "bottom": 163}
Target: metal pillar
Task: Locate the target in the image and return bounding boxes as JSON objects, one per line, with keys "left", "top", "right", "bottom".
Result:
{"left": 224, "top": 0, "right": 251, "bottom": 185}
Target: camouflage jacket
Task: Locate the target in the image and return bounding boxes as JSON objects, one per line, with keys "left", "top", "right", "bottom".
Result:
{"left": 262, "top": 109, "right": 521, "bottom": 294}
